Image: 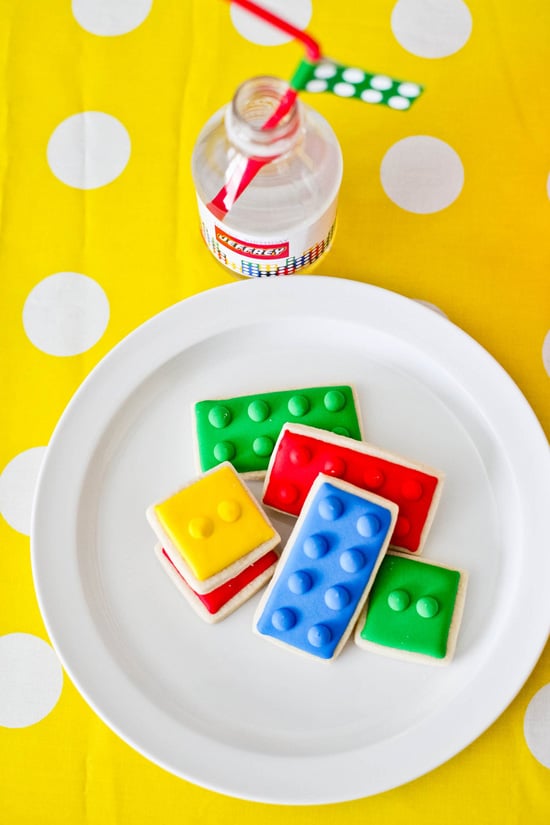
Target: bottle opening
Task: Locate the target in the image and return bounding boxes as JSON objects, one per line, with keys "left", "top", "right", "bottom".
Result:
{"left": 226, "top": 76, "right": 301, "bottom": 158}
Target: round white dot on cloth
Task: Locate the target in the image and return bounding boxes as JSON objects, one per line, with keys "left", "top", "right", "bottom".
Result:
{"left": 47, "top": 112, "right": 131, "bottom": 189}
{"left": 72, "top": 0, "right": 152, "bottom": 36}
{"left": 23, "top": 272, "right": 109, "bottom": 356}
{"left": 524, "top": 684, "right": 550, "bottom": 767}
{"left": 230, "top": 0, "right": 312, "bottom": 46}
{"left": 380, "top": 136, "right": 464, "bottom": 214}
{"left": 0, "top": 447, "right": 47, "bottom": 536}
{"left": 542, "top": 331, "right": 550, "bottom": 377}
{"left": 0, "top": 634, "right": 63, "bottom": 728}
{"left": 391, "top": 0, "right": 472, "bottom": 59}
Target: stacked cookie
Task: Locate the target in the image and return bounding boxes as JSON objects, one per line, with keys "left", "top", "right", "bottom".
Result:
{"left": 146, "top": 463, "right": 280, "bottom": 623}
{"left": 147, "top": 385, "right": 467, "bottom": 663}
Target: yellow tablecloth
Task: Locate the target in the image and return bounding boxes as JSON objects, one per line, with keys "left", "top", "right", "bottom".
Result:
{"left": 1, "top": 0, "right": 549, "bottom": 821}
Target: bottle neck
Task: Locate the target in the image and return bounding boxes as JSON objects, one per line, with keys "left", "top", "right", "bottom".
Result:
{"left": 225, "top": 76, "right": 302, "bottom": 159}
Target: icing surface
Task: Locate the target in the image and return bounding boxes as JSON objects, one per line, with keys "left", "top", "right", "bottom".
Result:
{"left": 359, "top": 554, "right": 460, "bottom": 658}
{"left": 263, "top": 424, "right": 441, "bottom": 553}
{"left": 154, "top": 464, "right": 277, "bottom": 580}
{"left": 255, "top": 477, "right": 396, "bottom": 660}
{"left": 161, "top": 547, "right": 278, "bottom": 615}
{"left": 195, "top": 386, "right": 362, "bottom": 474}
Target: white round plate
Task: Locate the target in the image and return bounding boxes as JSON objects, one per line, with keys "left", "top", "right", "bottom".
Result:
{"left": 31, "top": 276, "right": 550, "bottom": 804}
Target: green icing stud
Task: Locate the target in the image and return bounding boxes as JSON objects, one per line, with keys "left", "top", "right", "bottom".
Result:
{"left": 288, "top": 394, "right": 310, "bottom": 417}
{"left": 324, "top": 389, "right": 346, "bottom": 412}
{"left": 208, "top": 405, "right": 232, "bottom": 429}
{"left": 416, "top": 596, "right": 439, "bottom": 619}
{"left": 387, "top": 589, "right": 410, "bottom": 612}
{"left": 253, "top": 435, "right": 274, "bottom": 457}
{"left": 248, "top": 399, "right": 270, "bottom": 422}
{"left": 213, "top": 441, "right": 236, "bottom": 462}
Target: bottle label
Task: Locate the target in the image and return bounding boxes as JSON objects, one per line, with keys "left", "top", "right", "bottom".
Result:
{"left": 197, "top": 196, "right": 337, "bottom": 277}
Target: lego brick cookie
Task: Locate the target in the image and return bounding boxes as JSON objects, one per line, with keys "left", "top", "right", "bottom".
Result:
{"left": 146, "top": 462, "right": 281, "bottom": 595}
{"left": 254, "top": 474, "right": 398, "bottom": 661}
{"left": 262, "top": 423, "right": 444, "bottom": 554}
{"left": 154, "top": 544, "right": 279, "bottom": 623}
{"left": 354, "top": 552, "right": 468, "bottom": 665}
{"left": 194, "top": 385, "right": 362, "bottom": 478}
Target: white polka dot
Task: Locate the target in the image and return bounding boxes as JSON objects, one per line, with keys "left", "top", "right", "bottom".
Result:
{"left": 230, "top": 0, "right": 312, "bottom": 46}
{"left": 391, "top": 0, "right": 472, "bottom": 58}
{"left": 0, "top": 634, "right": 63, "bottom": 728}
{"left": 72, "top": 0, "right": 152, "bottom": 36}
{"left": 342, "top": 68, "right": 365, "bottom": 84}
{"left": 361, "top": 89, "right": 383, "bottom": 104}
{"left": 398, "top": 82, "right": 421, "bottom": 98}
{"left": 23, "top": 272, "right": 109, "bottom": 356}
{"left": 314, "top": 62, "right": 338, "bottom": 79}
{"left": 47, "top": 112, "right": 131, "bottom": 189}
{"left": 388, "top": 96, "right": 411, "bottom": 110}
{"left": 333, "top": 82, "right": 356, "bottom": 98}
{"left": 381, "top": 136, "right": 464, "bottom": 214}
{"left": 525, "top": 684, "right": 550, "bottom": 767}
{"left": 542, "top": 331, "right": 550, "bottom": 377}
{"left": 370, "top": 75, "right": 393, "bottom": 91}
{"left": 0, "top": 447, "right": 46, "bottom": 536}
{"left": 306, "top": 79, "right": 328, "bottom": 93}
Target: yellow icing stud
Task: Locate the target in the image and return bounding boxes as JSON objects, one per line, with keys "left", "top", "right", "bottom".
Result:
{"left": 217, "top": 499, "right": 241, "bottom": 523}
{"left": 188, "top": 516, "right": 214, "bottom": 539}
{"left": 153, "top": 464, "right": 277, "bottom": 581}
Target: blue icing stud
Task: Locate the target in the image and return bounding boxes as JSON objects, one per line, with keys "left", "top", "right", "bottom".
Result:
{"left": 254, "top": 474, "right": 398, "bottom": 660}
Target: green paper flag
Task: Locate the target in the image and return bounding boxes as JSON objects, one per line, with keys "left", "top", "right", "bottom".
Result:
{"left": 291, "top": 57, "right": 424, "bottom": 110}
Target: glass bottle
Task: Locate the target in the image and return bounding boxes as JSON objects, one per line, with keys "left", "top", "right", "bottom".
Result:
{"left": 191, "top": 76, "right": 343, "bottom": 278}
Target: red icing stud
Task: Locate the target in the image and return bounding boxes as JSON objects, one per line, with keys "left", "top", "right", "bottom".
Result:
{"left": 290, "top": 446, "right": 312, "bottom": 466}
{"left": 394, "top": 516, "right": 411, "bottom": 538}
{"left": 278, "top": 483, "right": 300, "bottom": 506}
{"left": 363, "top": 466, "right": 385, "bottom": 489}
{"left": 401, "top": 479, "right": 424, "bottom": 500}
{"left": 323, "top": 456, "right": 346, "bottom": 476}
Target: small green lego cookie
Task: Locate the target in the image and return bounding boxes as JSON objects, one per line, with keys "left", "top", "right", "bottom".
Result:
{"left": 355, "top": 552, "right": 467, "bottom": 664}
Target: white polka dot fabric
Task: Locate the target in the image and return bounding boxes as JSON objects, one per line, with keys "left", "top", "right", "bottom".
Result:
{"left": 0, "top": 0, "right": 548, "bottom": 820}
{"left": 47, "top": 112, "right": 131, "bottom": 190}
{"left": 0, "top": 634, "right": 63, "bottom": 728}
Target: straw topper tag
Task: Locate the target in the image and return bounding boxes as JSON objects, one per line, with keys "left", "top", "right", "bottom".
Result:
{"left": 292, "top": 58, "right": 423, "bottom": 110}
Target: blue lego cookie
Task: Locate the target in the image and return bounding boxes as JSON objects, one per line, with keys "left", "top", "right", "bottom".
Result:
{"left": 254, "top": 474, "right": 398, "bottom": 661}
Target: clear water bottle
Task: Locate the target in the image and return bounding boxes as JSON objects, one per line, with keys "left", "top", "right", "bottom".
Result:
{"left": 191, "top": 76, "right": 343, "bottom": 277}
